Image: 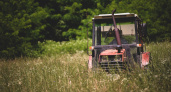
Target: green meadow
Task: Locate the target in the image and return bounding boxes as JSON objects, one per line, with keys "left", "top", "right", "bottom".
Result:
{"left": 0, "top": 40, "right": 170, "bottom": 92}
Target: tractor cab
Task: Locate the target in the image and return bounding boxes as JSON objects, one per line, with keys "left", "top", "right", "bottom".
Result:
{"left": 94, "top": 13, "right": 137, "bottom": 46}
{"left": 88, "top": 10, "right": 150, "bottom": 71}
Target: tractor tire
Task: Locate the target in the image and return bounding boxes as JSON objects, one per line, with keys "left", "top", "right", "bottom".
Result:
{"left": 136, "top": 55, "right": 141, "bottom": 68}
{"left": 92, "top": 58, "right": 98, "bottom": 71}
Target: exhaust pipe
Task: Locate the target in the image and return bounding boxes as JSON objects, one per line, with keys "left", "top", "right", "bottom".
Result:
{"left": 112, "top": 9, "right": 121, "bottom": 45}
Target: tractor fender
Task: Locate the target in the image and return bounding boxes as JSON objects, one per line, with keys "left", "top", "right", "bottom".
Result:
{"left": 88, "top": 55, "right": 92, "bottom": 69}
{"left": 141, "top": 52, "right": 150, "bottom": 67}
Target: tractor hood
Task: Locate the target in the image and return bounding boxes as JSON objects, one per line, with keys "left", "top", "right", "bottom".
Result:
{"left": 100, "top": 49, "right": 125, "bottom": 56}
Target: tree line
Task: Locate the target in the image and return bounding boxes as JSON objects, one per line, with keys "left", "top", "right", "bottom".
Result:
{"left": 0, "top": 0, "right": 170, "bottom": 58}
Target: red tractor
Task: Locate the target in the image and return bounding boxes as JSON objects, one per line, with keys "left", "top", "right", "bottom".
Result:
{"left": 87, "top": 9, "right": 150, "bottom": 72}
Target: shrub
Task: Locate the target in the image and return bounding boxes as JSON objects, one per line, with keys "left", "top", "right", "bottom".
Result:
{"left": 39, "top": 39, "right": 92, "bottom": 56}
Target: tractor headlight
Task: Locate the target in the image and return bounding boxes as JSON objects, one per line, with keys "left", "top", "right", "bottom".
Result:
{"left": 100, "top": 55, "right": 122, "bottom": 62}
{"left": 114, "top": 55, "right": 122, "bottom": 61}
{"left": 101, "top": 56, "right": 108, "bottom": 62}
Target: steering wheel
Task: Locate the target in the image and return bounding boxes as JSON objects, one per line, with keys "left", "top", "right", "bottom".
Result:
{"left": 104, "top": 26, "right": 114, "bottom": 42}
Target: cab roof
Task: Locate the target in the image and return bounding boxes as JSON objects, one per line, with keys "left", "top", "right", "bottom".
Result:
{"left": 93, "top": 13, "right": 137, "bottom": 19}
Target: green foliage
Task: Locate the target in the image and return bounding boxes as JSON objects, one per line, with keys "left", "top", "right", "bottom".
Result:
{"left": 102, "top": 37, "right": 114, "bottom": 45}
{"left": 60, "top": 0, "right": 171, "bottom": 41}
{"left": 39, "top": 39, "right": 92, "bottom": 56}
{"left": 0, "top": 42, "right": 170, "bottom": 91}
{"left": 147, "top": 0, "right": 171, "bottom": 41}
{"left": 0, "top": 0, "right": 170, "bottom": 58}
{"left": 122, "top": 35, "right": 135, "bottom": 44}
{"left": 0, "top": 0, "right": 49, "bottom": 58}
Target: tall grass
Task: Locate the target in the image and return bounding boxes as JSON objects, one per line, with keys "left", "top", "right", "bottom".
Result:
{"left": 0, "top": 41, "right": 170, "bottom": 92}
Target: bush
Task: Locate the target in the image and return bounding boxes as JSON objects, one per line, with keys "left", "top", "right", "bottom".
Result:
{"left": 39, "top": 39, "right": 92, "bottom": 56}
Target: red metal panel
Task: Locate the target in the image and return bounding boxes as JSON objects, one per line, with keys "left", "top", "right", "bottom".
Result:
{"left": 89, "top": 55, "right": 92, "bottom": 61}
{"left": 99, "top": 49, "right": 125, "bottom": 56}
{"left": 141, "top": 52, "right": 150, "bottom": 66}
{"left": 88, "top": 55, "right": 92, "bottom": 69}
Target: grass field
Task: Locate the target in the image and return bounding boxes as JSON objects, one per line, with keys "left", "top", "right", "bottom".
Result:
{"left": 0, "top": 40, "right": 170, "bottom": 92}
